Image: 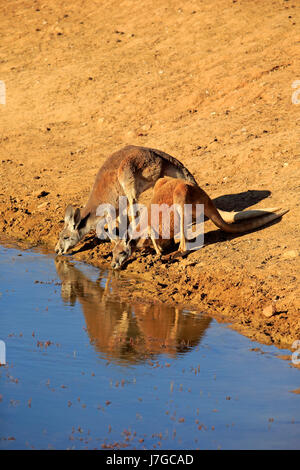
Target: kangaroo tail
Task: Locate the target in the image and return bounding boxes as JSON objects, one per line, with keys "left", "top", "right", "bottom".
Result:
{"left": 209, "top": 208, "right": 289, "bottom": 233}
{"left": 218, "top": 207, "right": 282, "bottom": 223}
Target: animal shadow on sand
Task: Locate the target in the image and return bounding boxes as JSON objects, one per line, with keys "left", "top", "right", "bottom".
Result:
{"left": 205, "top": 188, "right": 283, "bottom": 247}
{"left": 213, "top": 189, "right": 271, "bottom": 212}
{"left": 70, "top": 232, "right": 104, "bottom": 255}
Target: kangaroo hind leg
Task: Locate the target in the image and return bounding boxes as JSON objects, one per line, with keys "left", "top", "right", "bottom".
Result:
{"left": 173, "top": 183, "right": 189, "bottom": 253}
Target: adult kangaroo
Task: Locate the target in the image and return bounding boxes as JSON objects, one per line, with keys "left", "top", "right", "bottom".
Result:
{"left": 55, "top": 145, "right": 197, "bottom": 255}
{"left": 111, "top": 177, "right": 288, "bottom": 269}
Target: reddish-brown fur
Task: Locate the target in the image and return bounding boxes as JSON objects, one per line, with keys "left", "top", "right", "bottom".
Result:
{"left": 111, "top": 177, "right": 287, "bottom": 268}
{"left": 55, "top": 145, "right": 197, "bottom": 254}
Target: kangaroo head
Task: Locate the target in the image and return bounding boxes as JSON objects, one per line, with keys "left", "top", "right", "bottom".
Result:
{"left": 111, "top": 238, "right": 135, "bottom": 270}
{"left": 55, "top": 205, "right": 90, "bottom": 255}
{"left": 54, "top": 257, "right": 78, "bottom": 304}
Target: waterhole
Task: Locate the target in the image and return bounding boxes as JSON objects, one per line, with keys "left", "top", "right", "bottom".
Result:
{"left": 0, "top": 244, "right": 299, "bottom": 449}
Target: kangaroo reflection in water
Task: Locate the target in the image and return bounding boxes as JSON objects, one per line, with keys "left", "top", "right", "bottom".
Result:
{"left": 55, "top": 258, "right": 211, "bottom": 364}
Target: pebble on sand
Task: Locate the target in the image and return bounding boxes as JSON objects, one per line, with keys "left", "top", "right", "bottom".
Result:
{"left": 263, "top": 303, "right": 276, "bottom": 318}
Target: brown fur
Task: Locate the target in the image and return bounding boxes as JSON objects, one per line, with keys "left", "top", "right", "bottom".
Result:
{"left": 55, "top": 145, "right": 197, "bottom": 254}
{"left": 111, "top": 177, "right": 288, "bottom": 268}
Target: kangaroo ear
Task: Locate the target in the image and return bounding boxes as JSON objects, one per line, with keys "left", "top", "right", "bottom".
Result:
{"left": 73, "top": 208, "right": 82, "bottom": 229}
{"left": 64, "top": 205, "right": 75, "bottom": 225}
{"left": 125, "top": 236, "right": 137, "bottom": 249}
{"left": 76, "top": 211, "right": 90, "bottom": 230}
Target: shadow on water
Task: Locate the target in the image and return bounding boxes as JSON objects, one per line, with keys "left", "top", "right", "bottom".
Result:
{"left": 55, "top": 257, "right": 212, "bottom": 365}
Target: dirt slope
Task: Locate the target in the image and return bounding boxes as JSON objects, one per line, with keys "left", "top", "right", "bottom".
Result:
{"left": 0, "top": 0, "right": 299, "bottom": 348}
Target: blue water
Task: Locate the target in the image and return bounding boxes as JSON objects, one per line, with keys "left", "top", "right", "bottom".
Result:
{"left": 0, "top": 245, "right": 299, "bottom": 449}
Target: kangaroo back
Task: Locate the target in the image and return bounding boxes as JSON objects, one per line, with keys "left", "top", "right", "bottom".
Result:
{"left": 56, "top": 146, "right": 197, "bottom": 254}
{"left": 147, "top": 147, "right": 197, "bottom": 185}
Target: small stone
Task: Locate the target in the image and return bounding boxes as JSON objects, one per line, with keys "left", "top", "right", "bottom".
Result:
{"left": 37, "top": 202, "right": 49, "bottom": 210}
{"left": 34, "top": 190, "right": 49, "bottom": 198}
{"left": 263, "top": 303, "right": 276, "bottom": 318}
{"left": 282, "top": 250, "right": 298, "bottom": 259}
{"left": 39, "top": 191, "right": 49, "bottom": 198}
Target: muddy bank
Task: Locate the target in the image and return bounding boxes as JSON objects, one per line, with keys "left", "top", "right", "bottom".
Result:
{"left": 0, "top": 0, "right": 299, "bottom": 348}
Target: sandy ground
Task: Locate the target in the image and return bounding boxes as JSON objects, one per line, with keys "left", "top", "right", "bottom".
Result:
{"left": 0, "top": 0, "right": 299, "bottom": 348}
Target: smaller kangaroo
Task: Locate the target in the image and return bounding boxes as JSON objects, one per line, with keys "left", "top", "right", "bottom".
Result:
{"left": 111, "top": 177, "right": 288, "bottom": 269}
{"left": 55, "top": 146, "right": 197, "bottom": 255}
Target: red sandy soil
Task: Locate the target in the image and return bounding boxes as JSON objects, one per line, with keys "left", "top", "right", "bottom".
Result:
{"left": 0, "top": 0, "right": 299, "bottom": 348}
